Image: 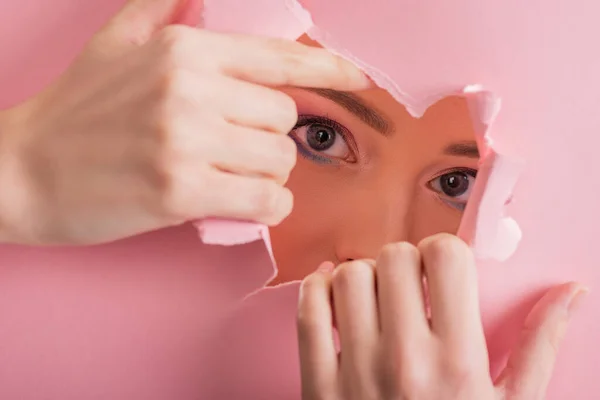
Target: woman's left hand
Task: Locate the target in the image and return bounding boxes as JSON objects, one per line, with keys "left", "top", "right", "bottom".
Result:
{"left": 297, "top": 233, "right": 587, "bottom": 400}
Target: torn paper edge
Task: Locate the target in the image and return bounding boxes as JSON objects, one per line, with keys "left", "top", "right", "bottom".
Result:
{"left": 195, "top": 218, "right": 276, "bottom": 270}
{"left": 194, "top": 218, "right": 283, "bottom": 305}
{"left": 286, "top": 0, "right": 524, "bottom": 261}
{"left": 197, "top": 0, "right": 525, "bottom": 265}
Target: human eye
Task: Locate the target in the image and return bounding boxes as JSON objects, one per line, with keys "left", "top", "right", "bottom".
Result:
{"left": 427, "top": 168, "right": 478, "bottom": 211}
{"left": 288, "top": 115, "right": 358, "bottom": 164}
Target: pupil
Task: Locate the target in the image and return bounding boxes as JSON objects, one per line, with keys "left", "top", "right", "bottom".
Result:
{"left": 307, "top": 124, "right": 335, "bottom": 151}
{"left": 315, "top": 130, "right": 329, "bottom": 143}
{"left": 441, "top": 172, "right": 469, "bottom": 197}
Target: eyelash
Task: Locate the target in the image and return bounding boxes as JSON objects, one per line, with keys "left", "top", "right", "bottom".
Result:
{"left": 427, "top": 168, "right": 478, "bottom": 211}
{"left": 289, "top": 114, "right": 478, "bottom": 212}
{"left": 289, "top": 115, "right": 358, "bottom": 164}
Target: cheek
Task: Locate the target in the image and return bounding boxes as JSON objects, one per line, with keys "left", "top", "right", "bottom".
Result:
{"left": 409, "top": 193, "right": 464, "bottom": 243}
{"left": 268, "top": 163, "right": 341, "bottom": 283}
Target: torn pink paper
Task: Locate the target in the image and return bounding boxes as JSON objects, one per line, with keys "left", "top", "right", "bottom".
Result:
{"left": 0, "top": 223, "right": 277, "bottom": 400}
{"left": 0, "top": 0, "right": 597, "bottom": 399}
{"left": 203, "top": 0, "right": 311, "bottom": 38}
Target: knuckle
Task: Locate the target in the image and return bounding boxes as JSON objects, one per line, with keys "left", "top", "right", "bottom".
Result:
{"left": 159, "top": 66, "right": 190, "bottom": 99}
{"left": 418, "top": 233, "right": 472, "bottom": 265}
{"left": 161, "top": 163, "right": 212, "bottom": 220}
{"left": 156, "top": 25, "right": 189, "bottom": 51}
{"left": 141, "top": 130, "right": 179, "bottom": 208}
{"left": 153, "top": 68, "right": 191, "bottom": 125}
{"left": 332, "top": 260, "right": 373, "bottom": 290}
{"left": 297, "top": 274, "right": 328, "bottom": 320}
{"left": 263, "top": 186, "right": 292, "bottom": 224}
{"left": 299, "top": 272, "right": 326, "bottom": 298}
{"left": 378, "top": 241, "right": 419, "bottom": 264}
{"left": 155, "top": 27, "right": 216, "bottom": 73}
{"left": 153, "top": 95, "right": 180, "bottom": 145}
{"left": 441, "top": 356, "right": 480, "bottom": 388}
{"left": 155, "top": 26, "right": 189, "bottom": 65}
{"left": 399, "top": 363, "right": 431, "bottom": 399}
{"left": 271, "top": 92, "right": 298, "bottom": 133}
{"left": 275, "top": 136, "right": 297, "bottom": 171}
{"left": 248, "top": 181, "right": 284, "bottom": 219}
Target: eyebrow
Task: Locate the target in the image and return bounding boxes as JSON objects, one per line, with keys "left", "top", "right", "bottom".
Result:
{"left": 304, "top": 88, "right": 393, "bottom": 136}
{"left": 305, "top": 88, "right": 480, "bottom": 159}
{"left": 444, "top": 141, "right": 480, "bottom": 158}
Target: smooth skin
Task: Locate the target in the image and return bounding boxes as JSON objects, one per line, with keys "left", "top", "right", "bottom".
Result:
{"left": 0, "top": 0, "right": 371, "bottom": 245}
{"left": 298, "top": 234, "right": 586, "bottom": 400}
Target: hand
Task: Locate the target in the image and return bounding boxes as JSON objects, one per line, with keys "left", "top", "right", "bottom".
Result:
{"left": 0, "top": 0, "right": 371, "bottom": 245}
{"left": 297, "top": 233, "right": 587, "bottom": 400}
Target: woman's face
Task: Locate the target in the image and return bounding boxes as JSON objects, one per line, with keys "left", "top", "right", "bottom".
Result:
{"left": 269, "top": 41, "right": 479, "bottom": 285}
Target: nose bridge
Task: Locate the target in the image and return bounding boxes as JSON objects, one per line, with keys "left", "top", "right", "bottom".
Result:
{"left": 335, "top": 180, "right": 416, "bottom": 262}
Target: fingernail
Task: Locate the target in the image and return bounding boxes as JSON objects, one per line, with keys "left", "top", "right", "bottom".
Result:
{"left": 317, "top": 261, "right": 335, "bottom": 273}
{"left": 567, "top": 286, "right": 590, "bottom": 317}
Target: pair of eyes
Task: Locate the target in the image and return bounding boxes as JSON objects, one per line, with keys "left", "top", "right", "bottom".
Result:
{"left": 288, "top": 115, "right": 477, "bottom": 211}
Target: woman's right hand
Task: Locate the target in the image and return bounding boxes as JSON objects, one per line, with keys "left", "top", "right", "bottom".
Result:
{"left": 0, "top": 0, "right": 371, "bottom": 245}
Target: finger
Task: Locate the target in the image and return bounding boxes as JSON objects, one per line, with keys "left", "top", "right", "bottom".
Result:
{"left": 210, "top": 77, "right": 299, "bottom": 134}
{"left": 170, "top": 168, "right": 293, "bottom": 225}
{"left": 331, "top": 260, "right": 379, "bottom": 396}
{"left": 207, "top": 123, "right": 297, "bottom": 184}
{"left": 496, "top": 282, "right": 588, "bottom": 400}
{"left": 376, "top": 242, "right": 430, "bottom": 346}
{"left": 219, "top": 35, "right": 372, "bottom": 90}
{"left": 298, "top": 263, "right": 338, "bottom": 397}
{"left": 152, "top": 28, "right": 372, "bottom": 91}
{"left": 100, "top": 0, "right": 203, "bottom": 46}
{"left": 418, "top": 234, "right": 486, "bottom": 348}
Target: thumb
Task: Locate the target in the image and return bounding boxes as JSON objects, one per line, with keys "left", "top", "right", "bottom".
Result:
{"left": 96, "top": 0, "right": 203, "bottom": 48}
{"left": 496, "top": 282, "right": 588, "bottom": 400}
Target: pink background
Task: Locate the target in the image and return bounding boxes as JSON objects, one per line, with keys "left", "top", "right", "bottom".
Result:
{"left": 0, "top": 0, "right": 598, "bottom": 399}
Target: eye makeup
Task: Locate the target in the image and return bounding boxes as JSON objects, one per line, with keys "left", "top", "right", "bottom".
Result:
{"left": 288, "top": 115, "right": 359, "bottom": 165}
{"left": 426, "top": 167, "right": 478, "bottom": 211}
{"left": 289, "top": 134, "right": 335, "bottom": 164}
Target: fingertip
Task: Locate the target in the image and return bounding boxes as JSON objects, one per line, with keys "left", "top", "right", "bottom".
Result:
{"left": 325, "top": 50, "right": 373, "bottom": 91}
{"left": 300, "top": 263, "right": 333, "bottom": 301}
{"left": 561, "top": 282, "right": 589, "bottom": 316}
{"left": 536, "top": 281, "right": 588, "bottom": 314}
{"left": 317, "top": 261, "right": 335, "bottom": 273}
{"left": 345, "top": 66, "right": 373, "bottom": 91}
{"left": 498, "top": 284, "right": 588, "bottom": 399}
{"left": 266, "top": 186, "right": 294, "bottom": 226}
{"left": 354, "top": 69, "right": 375, "bottom": 90}
{"left": 417, "top": 233, "right": 474, "bottom": 271}
{"left": 524, "top": 282, "right": 588, "bottom": 334}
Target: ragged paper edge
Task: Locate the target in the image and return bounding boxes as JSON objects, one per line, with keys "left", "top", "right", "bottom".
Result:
{"left": 457, "top": 88, "right": 525, "bottom": 261}
{"left": 194, "top": 218, "right": 288, "bottom": 303}
{"left": 194, "top": 218, "right": 277, "bottom": 276}
{"left": 285, "top": 0, "right": 524, "bottom": 261}
{"left": 197, "top": 0, "right": 524, "bottom": 265}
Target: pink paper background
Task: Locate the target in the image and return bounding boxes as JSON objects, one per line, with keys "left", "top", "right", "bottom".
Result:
{"left": 0, "top": 0, "right": 597, "bottom": 399}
